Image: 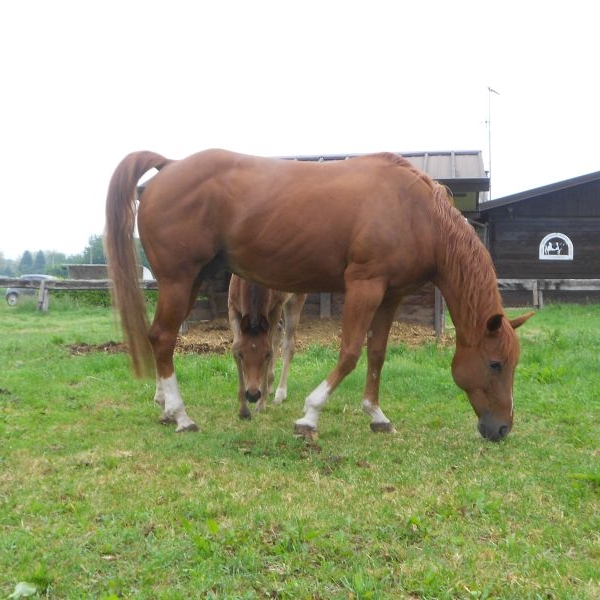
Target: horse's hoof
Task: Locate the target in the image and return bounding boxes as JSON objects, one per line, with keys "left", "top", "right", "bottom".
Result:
{"left": 294, "top": 422, "right": 318, "bottom": 441}
{"left": 370, "top": 422, "right": 397, "bottom": 434}
{"left": 239, "top": 411, "right": 252, "bottom": 420}
{"left": 175, "top": 422, "right": 200, "bottom": 433}
{"left": 159, "top": 415, "right": 176, "bottom": 425}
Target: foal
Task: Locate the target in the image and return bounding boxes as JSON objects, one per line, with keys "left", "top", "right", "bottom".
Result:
{"left": 228, "top": 274, "right": 306, "bottom": 420}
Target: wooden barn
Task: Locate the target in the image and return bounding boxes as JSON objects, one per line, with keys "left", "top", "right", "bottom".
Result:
{"left": 187, "top": 151, "right": 490, "bottom": 334}
{"left": 474, "top": 169, "right": 600, "bottom": 305}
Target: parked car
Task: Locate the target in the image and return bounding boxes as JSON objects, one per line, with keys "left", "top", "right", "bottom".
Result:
{"left": 5, "top": 274, "right": 56, "bottom": 306}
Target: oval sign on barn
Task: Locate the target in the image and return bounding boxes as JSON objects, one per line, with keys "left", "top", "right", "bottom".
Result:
{"left": 539, "top": 232, "right": 574, "bottom": 260}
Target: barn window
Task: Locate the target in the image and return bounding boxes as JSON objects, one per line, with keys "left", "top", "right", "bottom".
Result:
{"left": 539, "top": 233, "right": 573, "bottom": 261}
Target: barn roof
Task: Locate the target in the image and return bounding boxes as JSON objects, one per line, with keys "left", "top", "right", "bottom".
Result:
{"left": 284, "top": 150, "right": 489, "bottom": 212}
{"left": 285, "top": 150, "right": 489, "bottom": 190}
{"left": 479, "top": 169, "right": 600, "bottom": 211}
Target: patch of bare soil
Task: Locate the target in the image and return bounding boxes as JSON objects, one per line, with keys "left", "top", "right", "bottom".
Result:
{"left": 68, "top": 341, "right": 126, "bottom": 355}
{"left": 176, "top": 317, "right": 446, "bottom": 354}
{"left": 67, "top": 317, "right": 449, "bottom": 356}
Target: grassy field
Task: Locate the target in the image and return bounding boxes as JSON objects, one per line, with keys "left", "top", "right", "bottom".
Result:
{"left": 0, "top": 297, "right": 599, "bottom": 599}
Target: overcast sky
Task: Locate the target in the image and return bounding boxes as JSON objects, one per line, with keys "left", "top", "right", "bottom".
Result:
{"left": 1, "top": 0, "right": 598, "bottom": 259}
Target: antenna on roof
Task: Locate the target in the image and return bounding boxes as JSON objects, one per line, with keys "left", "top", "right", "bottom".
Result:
{"left": 487, "top": 87, "right": 500, "bottom": 200}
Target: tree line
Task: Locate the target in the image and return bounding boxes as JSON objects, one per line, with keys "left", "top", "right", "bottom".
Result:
{"left": 0, "top": 234, "right": 149, "bottom": 277}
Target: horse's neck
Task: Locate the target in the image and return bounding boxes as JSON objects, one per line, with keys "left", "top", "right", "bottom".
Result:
{"left": 432, "top": 219, "right": 503, "bottom": 346}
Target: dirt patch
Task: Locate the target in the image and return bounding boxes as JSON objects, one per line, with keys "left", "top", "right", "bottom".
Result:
{"left": 68, "top": 341, "right": 126, "bottom": 355}
{"left": 68, "top": 317, "right": 449, "bottom": 356}
{"left": 177, "top": 317, "right": 446, "bottom": 354}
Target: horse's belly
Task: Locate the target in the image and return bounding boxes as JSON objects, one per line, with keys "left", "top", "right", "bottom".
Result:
{"left": 228, "top": 251, "right": 346, "bottom": 294}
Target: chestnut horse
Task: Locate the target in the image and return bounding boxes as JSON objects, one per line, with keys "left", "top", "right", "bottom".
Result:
{"left": 105, "top": 149, "right": 532, "bottom": 440}
{"left": 228, "top": 274, "right": 306, "bottom": 419}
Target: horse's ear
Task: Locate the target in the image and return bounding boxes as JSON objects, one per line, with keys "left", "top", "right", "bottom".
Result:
{"left": 510, "top": 311, "right": 535, "bottom": 330}
{"left": 240, "top": 314, "right": 252, "bottom": 333}
{"left": 486, "top": 314, "right": 504, "bottom": 333}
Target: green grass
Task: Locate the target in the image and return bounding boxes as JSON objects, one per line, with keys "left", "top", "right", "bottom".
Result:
{"left": 0, "top": 298, "right": 599, "bottom": 599}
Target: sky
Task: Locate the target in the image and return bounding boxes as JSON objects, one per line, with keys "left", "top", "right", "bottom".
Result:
{"left": 1, "top": 0, "right": 599, "bottom": 260}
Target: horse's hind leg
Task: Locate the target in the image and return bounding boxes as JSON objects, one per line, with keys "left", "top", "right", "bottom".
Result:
{"left": 151, "top": 280, "right": 201, "bottom": 432}
{"left": 362, "top": 300, "right": 400, "bottom": 433}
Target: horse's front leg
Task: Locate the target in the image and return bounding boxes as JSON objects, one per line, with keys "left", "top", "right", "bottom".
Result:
{"left": 362, "top": 300, "right": 400, "bottom": 433}
{"left": 294, "top": 280, "right": 385, "bottom": 438}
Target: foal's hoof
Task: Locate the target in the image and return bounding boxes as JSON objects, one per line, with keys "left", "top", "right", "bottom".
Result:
{"left": 239, "top": 411, "right": 252, "bottom": 420}
{"left": 159, "top": 414, "right": 177, "bottom": 425}
{"left": 294, "top": 422, "right": 318, "bottom": 441}
{"left": 370, "top": 422, "right": 397, "bottom": 434}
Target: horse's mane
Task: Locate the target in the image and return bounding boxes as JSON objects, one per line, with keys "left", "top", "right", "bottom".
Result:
{"left": 374, "top": 152, "right": 435, "bottom": 191}
{"left": 372, "top": 155, "right": 501, "bottom": 337}
{"left": 431, "top": 185, "right": 504, "bottom": 341}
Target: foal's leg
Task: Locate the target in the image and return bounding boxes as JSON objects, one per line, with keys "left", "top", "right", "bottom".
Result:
{"left": 227, "top": 303, "right": 252, "bottom": 419}
{"left": 294, "top": 280, "right": 385, "bottom": 437}
{"left": 274, "top": 294, "right": 306, "bottom": 404}
{"left": 362, "top": 300, "right": 400, "bottom": 433}
{"left": 151, "top": 281, "right": 200, "bottom": 432}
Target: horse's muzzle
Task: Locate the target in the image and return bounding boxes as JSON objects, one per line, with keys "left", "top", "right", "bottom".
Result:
{"left": 245, "top": 389, "right": 262, "bottom": 404}
{"left": 477, "top": 418, "right": 511, "bottom": 442}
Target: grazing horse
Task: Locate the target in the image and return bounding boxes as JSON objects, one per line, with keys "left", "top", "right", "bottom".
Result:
{"left": 105, "top": 149, "right": 532, "bottom": 440}
{"left": 228, "top": 274, "right": 306, "bottom": 419}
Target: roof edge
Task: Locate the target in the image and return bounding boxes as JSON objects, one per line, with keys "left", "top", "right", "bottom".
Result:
{"left": 481, "top": 169, "right": 600, "bottom": 210}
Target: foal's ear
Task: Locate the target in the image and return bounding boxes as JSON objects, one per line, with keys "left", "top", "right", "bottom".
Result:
{"left": 258, "top": 315, "right": 269, "bottom": 334}
{"left": 240, "top": 314, "right": 252, "bottom": 333}
{"left": 486, "top": 314, "right": 504, "bottom": 333}
{"left": 510, "top": 311, "right": 535, "bottom": 330}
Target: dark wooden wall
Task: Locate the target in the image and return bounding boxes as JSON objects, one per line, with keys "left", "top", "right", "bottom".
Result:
{"left": 480, "top": 178, "right": 600, "bottom": 304}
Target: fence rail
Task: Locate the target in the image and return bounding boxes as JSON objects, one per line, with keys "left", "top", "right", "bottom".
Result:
{"left": 497, "top": 278, "right": 600, "bottom": 308}
{"left": 0, "top": 278, "right": 158, "bottom": 290}
{"left": 3, "top": 277, "right": 600, "bottom": 314}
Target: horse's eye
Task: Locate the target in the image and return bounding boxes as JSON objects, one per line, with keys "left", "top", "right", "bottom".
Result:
{"left": 489, "top": 361, "right": 502, "bottom": 373}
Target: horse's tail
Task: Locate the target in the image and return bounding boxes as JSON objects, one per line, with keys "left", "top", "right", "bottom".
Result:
{"left": 104, "top": 151, "right": 172, "bottom": 378}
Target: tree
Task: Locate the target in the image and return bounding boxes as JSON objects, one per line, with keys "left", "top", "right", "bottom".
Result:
{"left": 83, "top": 235, "right": 107, "bottom": 264}
{"left": 19, "top": 250, "right": 34, "bottom": 274}
{"left": 0, "top": 251, "right": 16, "bottom": 276}
{"left": 33, "top": 250, "right": 46, "bottom": 273}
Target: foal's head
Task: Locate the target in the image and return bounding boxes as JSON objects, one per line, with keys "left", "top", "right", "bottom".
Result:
{"left": 235, "top": 314, "right": 273, "bottom": 403}
{"left": 451, "top": 313, "right": 532, "bottom": 441}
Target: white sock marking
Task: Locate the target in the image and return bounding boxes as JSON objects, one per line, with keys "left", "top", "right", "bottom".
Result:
{"left": 295, "top": 380, "right": 330, "bottom": 430}
{"left": 362, "top": 399, "right": 391, "bottom": 424}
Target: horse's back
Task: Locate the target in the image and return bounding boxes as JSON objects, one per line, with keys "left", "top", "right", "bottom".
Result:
{"left": 140, "top": 150, "right": 440, "bottom": 293}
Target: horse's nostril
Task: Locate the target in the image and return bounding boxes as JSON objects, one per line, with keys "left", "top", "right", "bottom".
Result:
{"left": 246, "top": 390, "right": 262, "bottom": 403}
{"left": 498, "top": 425, "right": 510, "bottom": 439}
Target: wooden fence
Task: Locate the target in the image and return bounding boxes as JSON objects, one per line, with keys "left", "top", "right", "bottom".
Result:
{"left": 497, "top": 279, "right": 600, "bottom": 308}
{"left": 0, "top": 277, "right": 445, "bottom": 334}
{"left": 4, "top": 277, "right": 600, "bottom": 331}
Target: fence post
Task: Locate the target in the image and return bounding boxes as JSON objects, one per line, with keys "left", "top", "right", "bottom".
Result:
{"left": 37, "top": 280, "right": 49, "bottom": 312}
{"left": 434, "top": 287, "right": 445, "bottom": 337}
{"left": 319, "top": 293, "right": 331, "bottom": 319}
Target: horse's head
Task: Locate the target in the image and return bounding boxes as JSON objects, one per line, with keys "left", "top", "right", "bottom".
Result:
{"left": 236, "top": 314, "right": 273, "bottom": 403}
{"left": 451, "top": 312, "right": 533, "bottom": 441}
